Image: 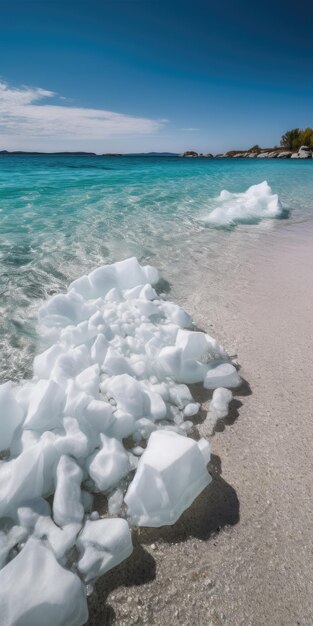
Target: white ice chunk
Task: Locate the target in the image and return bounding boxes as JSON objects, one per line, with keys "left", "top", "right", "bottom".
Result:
{"left": 124, "top": 284, "right": 144, "bottom": 300}
{"left": 33, "top": 344, "right": 65, "bottom": 379}
{"left": 103, "top": 347, "right": 132, "bottom": 376}
{"left": 0, "top": 525, "right": 27, "bottom": 570}
{"left": 135, "top": 300, "right": 159, "bottom": 319}
{"left": 145, "top": 389, "right": 167, "bottom": 420}
{"left": 106, "top": 374, "right": 148, "bottom": 417}
{"left": 176, "top": 329, "right": 226, "bottom": 360}
{"left": 139, "top": 283, "right": 158, "bottom": 300}
{"left": 51, "top": 345, "right": 91, "bottom": 387}
{"left": 16, "top": 498, "right": 51, "bottom": 530}
{"left": 23, "top": 379, "right": 65, "bottom": 431}
{"left": 63, "top": 381, "right": 90, "bottom": 418}
{"left": 10, "top": 428, "right": 40, "bottom": 457}
{"left": 157, "top": 346, "right": 182, "bottom": 380}
{"left": 114, "top": 257, "right": 149, "bottom": 289}
{"left": 90, "top": 333, "right": 109, "bottom": 364}
{"left": 0, "top": 438, "right": 59, "bottom": 516}
{"left": 107, "top": 488, "right": 124, "bottom": 515}
{"left": 75, "top": 364, "right": 100, "bottom": 396}
{"left": 125, "top": 430, "right": 211, "bottom": 526}
{"left": 108, "top": 410, "right": 136, "bottom": 440}
{"left": 142, "top": 264, "right": 159, "bottom": 285}
{"left": 202, "top": 181, "right": 283, "bottom": 227}
{"left": 38, "top": 290, "right": 90, "bottom": 328}
{"left": 69, "top": 274, "right": 93, "bottom": 299}
{"left": 84, "top": 399, "right": 115, "bottom": 433}
{"left": 53, "top": 455, "right": 84, "bottom": 527}
{"left": 87, "top": 434, "right": 130, "bottom": 492}
{"left": 60, "top": 320, "right": 98, "bottom": 347}
{"left": 54, "top": 417, "right": 92, "bottom": 459}
{"left": 34, "top": 517, "right": 81, "bottom": 561}
{"left": 0, "top": 538, "right": 88, "bottom": 625}
{"left": 160, "top": 302, "right": 193, "bottom": 327}
{"left": 77, "top": 518, "right": 133, "bottom": 582}
{"left": 158, "top": 347, "right": 207, "bottom": 383}
{"left": 168, "top": 383, "right": 193, "bottom": 408}
{"left": 209, "top": 387, "right": 233, "bottom": 419}
{"left": 0, "top": 382, "right": 24, "bottom": 451}
{"left": 89, "top": 265, "right": 116, "bottom": 298}
{"left": 203, "top": 362, "right": 241, "bottom": 389}
{"left": 133, "top": 417, "right": 156, "bottom": 441}
{"left": 183, "top": 402, "right": 200, "bottom": 417}
{"left": 15, "top": 381, "right": 36, "bottom": 413}
{"left": 205, "top": 387, "right": 233, "bottom": 435}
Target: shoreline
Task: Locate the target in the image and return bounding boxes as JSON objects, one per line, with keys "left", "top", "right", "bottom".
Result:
{"left": 1, "top": 151, "right": 313, "bottom": 159}
{"left": 89, "top": 219, "right": 313, "bottom": 625}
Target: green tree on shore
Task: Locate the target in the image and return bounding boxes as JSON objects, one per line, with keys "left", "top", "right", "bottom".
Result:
{"left": 280, "top": 128, "right": 313, "bottom": 150}
{"left": 300, "top": 128, "right": 313, "bottom": 148}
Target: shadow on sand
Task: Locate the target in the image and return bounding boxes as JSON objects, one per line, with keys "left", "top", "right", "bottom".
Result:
{"left": 88, "top": 452, "right": 239, "bottom": 625}
{"left": 87, "top": 376, "right": 250, "bottom": 624}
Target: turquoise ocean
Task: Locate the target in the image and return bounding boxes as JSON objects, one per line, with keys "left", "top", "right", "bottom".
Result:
{"left": 1, "top": 154, "right": 313, "bottom": 381}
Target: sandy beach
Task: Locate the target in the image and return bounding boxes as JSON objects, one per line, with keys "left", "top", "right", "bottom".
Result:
{"left": 88, "top": 219, "right": 313, "bottom": 625}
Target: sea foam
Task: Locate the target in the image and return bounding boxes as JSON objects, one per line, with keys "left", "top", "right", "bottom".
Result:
{"left": 0, "top": 257, "right": 241, "bottom": 624}
{"left": 202, "top": 180, "right": 283, "bottom": 226}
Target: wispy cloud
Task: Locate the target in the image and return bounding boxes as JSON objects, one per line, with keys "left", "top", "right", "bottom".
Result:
{"left": 181, "top": 127, "right": 200, "bottom": 131}
{"left": 0, "top": 81, "right": 164, "bottom": 142}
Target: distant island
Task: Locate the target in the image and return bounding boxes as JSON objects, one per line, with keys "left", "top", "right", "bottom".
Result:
{"left": 1, "top": 128, "right": 312, "bottom": 159}
{"left": 0, "top": 150, "right": 178, "bottom": 157}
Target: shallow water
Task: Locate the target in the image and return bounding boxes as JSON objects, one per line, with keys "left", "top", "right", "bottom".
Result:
{"left": 1, "top": 154, "right": 313, "bottom": 380}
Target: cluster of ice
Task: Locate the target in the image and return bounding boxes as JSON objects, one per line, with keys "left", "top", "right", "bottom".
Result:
{"left": 0, "top": 257, "right": 241, "bottom": 625}
{"left": 203, "top": 181, "right": 283, "bottom": 226}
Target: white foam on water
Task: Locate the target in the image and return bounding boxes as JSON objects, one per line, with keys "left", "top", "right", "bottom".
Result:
{"left": 0, "top": 257, "right": 241, "bottom": 624}
{"left": 201, "top": 181, "right": 283, "bottom": 227}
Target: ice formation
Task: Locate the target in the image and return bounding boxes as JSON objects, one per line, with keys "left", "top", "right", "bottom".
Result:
{"left": 125, "top": 430, "right": 211, "bottom": 526}
{"left": 0, "top": 257, "right": 241, "bottom": 624}
{"left": 205, "top": 387, "right": 233, "bottom": 435}
{"left": 0, "top": 538, "right": 88, "bottom": 626}
{"left": 203, "top": 181, "right": 283, "bottom": 226}
{"left": 77, "top": 518, "right": 132, "bottom": 582}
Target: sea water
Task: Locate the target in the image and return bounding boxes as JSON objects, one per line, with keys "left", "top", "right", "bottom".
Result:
{"left": 1, "top": 154, "right": 313, "bottom": 380}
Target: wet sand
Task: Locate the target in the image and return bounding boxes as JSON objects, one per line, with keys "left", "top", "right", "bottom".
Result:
{"left": 88, "top": 220, "right": 313, "bottom": 625}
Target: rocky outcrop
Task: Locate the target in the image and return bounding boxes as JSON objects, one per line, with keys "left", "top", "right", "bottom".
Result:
{"left": 290, "top": 146, "right": 312, "bottom": 159}
{"left": 298, "top": 146, "right": 312, "bottom": 158}
{"left": 181, "top": 151, "right": 199, "bottom": 157}
{"left": 181, "top": 147, "right": 312, "bottom": 159}
{"left": 290, "top": 146, "right": 313, "bottom": 159}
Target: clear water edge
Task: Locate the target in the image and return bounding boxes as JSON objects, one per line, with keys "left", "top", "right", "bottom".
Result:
{"left": 1, "top": 155, "right": 313, "bottom": 382}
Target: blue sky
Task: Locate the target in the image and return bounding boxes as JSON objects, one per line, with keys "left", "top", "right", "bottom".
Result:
{"left": 1, "top": 0, "right": 313, "bottom": 153}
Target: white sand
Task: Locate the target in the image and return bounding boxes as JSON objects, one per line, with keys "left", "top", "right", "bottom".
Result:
{"left": 89, "top": 220, "right": 313, "bottom": 625}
